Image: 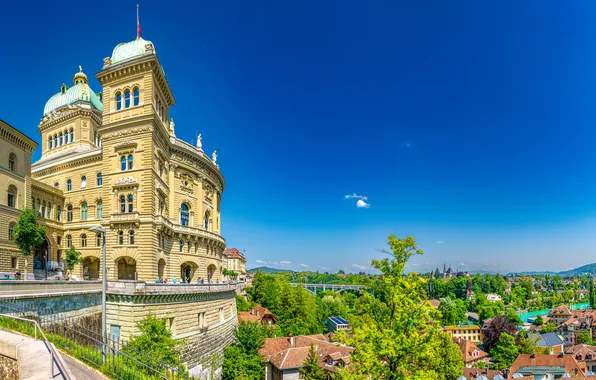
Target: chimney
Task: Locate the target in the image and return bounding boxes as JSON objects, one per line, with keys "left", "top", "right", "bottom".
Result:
{"left": 288, "top": 333, "right": 296, "bottom": 347}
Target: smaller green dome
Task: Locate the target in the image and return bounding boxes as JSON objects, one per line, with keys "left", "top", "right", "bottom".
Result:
{"left": 111, "top": 37, "right": 156, "bottom": 64}
{"left": 43, "top": 67, "right": 103, "bottom": 115}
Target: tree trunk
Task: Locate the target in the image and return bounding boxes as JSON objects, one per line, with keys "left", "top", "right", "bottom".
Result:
{"left": 24, "top": 257, "right": 28, "bottom": 280}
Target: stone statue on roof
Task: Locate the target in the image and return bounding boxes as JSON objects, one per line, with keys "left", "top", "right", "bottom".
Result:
{"left": 197, "top": 134, "right": 202, "bottom": 149}
{"left": 212, "top": 150, "right": 217, "bottom": 165}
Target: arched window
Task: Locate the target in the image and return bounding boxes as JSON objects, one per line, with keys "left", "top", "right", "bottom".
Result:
{"left": 120, "top": 196, "right": 126, "bottom": 213}
{"left": 66, "top": 235, "right": 72, "bottom": 247}
{"left": 180, "top": 203, "right": 189, "bottom": 226}
{"left": 187, "top": 241, "right": 191, "bottom": 252}
{"left": 67, "top": 179, "right": 72, "bottom": 192}
{"left": 54, "top": 182, "right": 59, "bottom": 188}
{"left": 59, "top": 133, "right": 63, "bottom": 146}
{"left": 124, "top": 90, "right": 131, "bottom": 108}
{"left": 204, "top": 212, "right": 210, "bottom": 230}
{"left": 42, "top": 201, "right": 46, "bottom": 217}
{"left": 118, "top": 231, "right": 124, "bottom": 245}
{"left": 129, "top": 230, "right": 135, "bottom": 245}
{"left": 69, "top": 128, "right": 74, "bottom": 142}
{"left": 179, "top": 240, "right": 183, "bottom": 252}
{"left": 127, "top": 155, "right": 134, "bottom": 170}
{"left": 81, "top": 234, "right": 87, "bottom": 248}
{"left": 81, "top": 176, "right": 87, "bottom": 188}
{"left": 67, "top": 205, "right": 73, "bottom": 222}
{"left": 8, "top": 153, "right": 16, "bottom": 172}
{"left": 8, "top": 223, "right": 15, "bottom": 241}
{"left": 97, "top": 201, "right": 103, "bottom": 218}
{"left": 49, "top": 136, "right": 53, "bottom": 150}
{"left": 57, "top": 206, "right": 61, "bottom": 221}
{"left": 47, "top": 202, "right": 51, "bottom": 219}
{"left": 116, "top": 92, "right": 122, "bottom": 110}
{"left": 97, "top": 173, "right": 102, "bottom": 186}
{"left": 133, "top": 87, "right": 140, "bottom": 106}
{"left": 96, "top": 233, "right": 102, "bottom": 246}
{"left": 121, "top": 156, "right": 127, "bottom": 171}
{"left": 81, "top": 203, "right": 88, "bottom": 221}
{"left": 7, "top": 186, "right": 16, "bottom": 208}
{"left": 127, "top": 194, "right": 134, "bottom": 213}
{"left": 53, "top": 135, "right": 58, "bottom": 148}
{"left": 64, "top": 130, "right": 69, "bottom": 144}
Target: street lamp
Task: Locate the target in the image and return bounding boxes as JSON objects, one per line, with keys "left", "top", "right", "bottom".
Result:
{"left": 89, "top": 225, "right": 106, "bottom": 364}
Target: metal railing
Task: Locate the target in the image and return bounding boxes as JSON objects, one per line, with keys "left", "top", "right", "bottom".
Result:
{"left": 0, "top": 312, "right": 71, "bottom": 380}
{"left": 0, "top": 301, "right": 190, "bottom": 380}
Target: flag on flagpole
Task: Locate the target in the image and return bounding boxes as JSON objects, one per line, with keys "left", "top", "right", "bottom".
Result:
{"left": 137, "top": 5, "right": 141, "bottom": 39}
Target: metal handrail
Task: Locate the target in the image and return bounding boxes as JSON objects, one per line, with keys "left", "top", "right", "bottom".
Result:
{"left": 0, "top": 313, "right": 71, "bottom": 380}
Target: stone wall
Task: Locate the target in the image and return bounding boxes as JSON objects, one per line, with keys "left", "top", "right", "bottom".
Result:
{"left": 0, "top": 354, "right": 18, "bottom": 380}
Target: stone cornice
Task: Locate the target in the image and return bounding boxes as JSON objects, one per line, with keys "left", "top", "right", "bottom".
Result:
{"left": 32, "top": 149, "right": 102, "bottom": 177}
{"left": 0, "top": 120, "right": 37, "bottom": 152}
{"left": 31, "top": 179, "right": 65, "bottom": 199}
{"left": 170, "top": 141, "right": 224, "bottom": 193}
{"left": 38, "top": 106, "right": 102, "bottom": 132}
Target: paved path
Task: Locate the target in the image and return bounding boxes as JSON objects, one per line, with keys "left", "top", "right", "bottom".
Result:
{"left": 61, "top": 351, "right": 108, "bottom": 380}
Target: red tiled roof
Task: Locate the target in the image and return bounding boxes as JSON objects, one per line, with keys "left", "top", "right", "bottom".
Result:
{"left": 224, "top": 248, "right": 245, "bottom": 260}
{"left": 549, "top": 305, "right": 572, "bottom": 316}
{"left": 259, "top": 335, "right": 353, "bottom": 372}
{"left": 452, "top": 337, "right": 488, "bottom": 363}
{"left": 460, "top": 368, "right": 506, "bottom": 379}
{"left": 238, "top": 305, "right": 277, "bottom": 325}
{"left": 510, "top": 354, "right": 586, "bottom": 375}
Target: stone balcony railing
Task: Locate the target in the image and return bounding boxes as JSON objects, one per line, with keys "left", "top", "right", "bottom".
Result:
{"left": 155, "top": 215, "right": 226, "bottom": 245}
{"left": 107, "top": 281, "right": 244, "bottom": 296}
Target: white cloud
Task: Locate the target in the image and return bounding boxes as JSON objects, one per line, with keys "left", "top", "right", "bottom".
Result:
{"left": 356, "top": 199, "right": 370, "bottom": 208}
{"left": 436, "top": 240, "right": 444, "bottom": 244}
{"left": 255, "top": 260, "right": 267, "bottom": 265}
{"left": 345, "top": 193, "right": 371, "bottom": 208}
{"left": 299, "top": 264, "right": 309, "bottom": 268}
{"left": 279, "top": 260, "right": 292, "bottom": 266}
{"left": 352, "top": 263, "right": 367, "bottom": 271}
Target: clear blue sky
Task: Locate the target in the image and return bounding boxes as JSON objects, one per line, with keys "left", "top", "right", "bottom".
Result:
{"left": 3, "top": 1, "right": 596, "bottom": 274}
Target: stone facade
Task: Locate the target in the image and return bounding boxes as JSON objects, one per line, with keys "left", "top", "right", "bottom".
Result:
{"left": 1, "top": 35, "right": 226, "bottom": 283}
{"left": 0, "top": 354, "right": 18, "bottom": 380}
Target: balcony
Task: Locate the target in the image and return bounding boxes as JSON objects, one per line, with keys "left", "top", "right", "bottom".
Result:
{"left": 155, "top": 216, "right": 225, "bottom": 245}
{"left": 105, "top": 212, "right": 140, "bottom": 227}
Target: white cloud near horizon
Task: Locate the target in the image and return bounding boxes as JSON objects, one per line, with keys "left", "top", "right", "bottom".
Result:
{"left": 299, "top": 264, "right": 309, "bottom": 268}
{"left": 436, "top": 240, "right": 444, "bottom": 244}
{"left": 279, "top": 260, "right": 292, "bottom": 266}
{"left": 352, "top": 263, "right": 367, "bottom": 270}
{"left": 345, "top": 193, "right": 370, "bottom": 208}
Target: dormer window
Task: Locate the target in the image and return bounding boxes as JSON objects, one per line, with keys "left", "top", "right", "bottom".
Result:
{"left": 60, "top": 84, "right": 68, "bottom": 94}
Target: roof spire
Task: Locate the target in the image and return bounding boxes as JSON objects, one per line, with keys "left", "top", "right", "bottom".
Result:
{"left": 137, "top": 4, "right": 141, "bottom": 39}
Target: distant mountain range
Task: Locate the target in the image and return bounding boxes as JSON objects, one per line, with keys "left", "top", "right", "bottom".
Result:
{"left": 247, "top": 266, "right": 295, "bottom": 274}
{"left": 514, "top": 263, "right": 596, "bottom": 277}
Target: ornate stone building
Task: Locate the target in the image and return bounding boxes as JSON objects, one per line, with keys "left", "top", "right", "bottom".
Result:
{"left": 1, "top": 36, "right": 226, "bottom": 283}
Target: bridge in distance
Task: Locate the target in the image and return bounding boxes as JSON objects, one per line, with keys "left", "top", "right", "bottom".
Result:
{"left": 290, "top": 283, "right": 365, "bottom": 295}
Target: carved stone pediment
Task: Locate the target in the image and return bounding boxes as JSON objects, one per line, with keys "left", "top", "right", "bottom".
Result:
{"left": 113, "top": 177, "right": 139, "bottom": 188}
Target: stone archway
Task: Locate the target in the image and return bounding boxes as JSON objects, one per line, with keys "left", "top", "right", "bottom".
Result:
{"left": 116, "top": 257, "right": 136, "bottom": 280}
{"left": 82, "top": 257, "right": 99, "bottom": 280}
{"left": 180, "top": 261, "right": 198, "bottom": 283}
{"left": 158, "top": 259, "right": 166, "bottom": 279}
{"left": 207, "top": 264, "right": 216, "bottom": 283}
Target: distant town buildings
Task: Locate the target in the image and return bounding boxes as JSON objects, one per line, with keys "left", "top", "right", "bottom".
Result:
{"left": 443, "top": 325, "right": 482, "bottom": 344}
{"left": 549, "top": 304, "right": 573, "bottom": 327}
{"left": 223, "top": 248, "right": 247, "bottom": 280}
{"left": 566, "top": 344, "right": 596, "bottom": 373}
{"left": 558, "top": 310, "right": 596, "bottom": 345}
{"left": 527, "top": 332, "right": 565, "bottom": 354}
{"left": 486, "top": 293, "right": 502, "bottom": 302}
{"left": 509, "top": 353, "right": 586, "bottom": 378}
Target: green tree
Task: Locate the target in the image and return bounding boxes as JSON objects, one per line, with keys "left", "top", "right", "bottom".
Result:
{"left": 300, "top": 343, "right": 326, "bottom": 380}
{"left": 590, "top": 277, "right": 595, "bottom": 309}
{"left": 577, "top": 331, "right": 592, "bottom": 345}
{"left": 491, "top": 333, "right": 519, "bottom": 370}
{"left": 504, "top": 308, "right": 522, "bottom": 325}
{"left": 126, "top": 315, "right": 184, "bottom": 373}
{"left": 434, "top": 268, "right": 441, "bottom": 279}
{"left": 338, "top": 269, "right": 345, "bottom": 275}
{"left": 337, "top": 235, "right": 444, "bottom": 379}
{"left": 13, "top": 207, "right": 46, "bottom": 279}
{"left": 64, "top": 246, "right": 82, "bottom": 280}
{"left": 542, "top": 322, "right": 556, "bottom": 333}
{"left": 438, "top": 297, "right": 466, "bottom": 326}
{"left": 432, "top": 332, "right": 464, "bottom": 380}
{"left": 222, "top": 322, "right": 265, "bottom": 380}
{"left": 236, "top": 294, "right": 252, "bottom": 312}
{"left": 534, "top": 315, "right": 544, "bottom": 326}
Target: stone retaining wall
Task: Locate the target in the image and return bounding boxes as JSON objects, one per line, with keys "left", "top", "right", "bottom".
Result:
{"left": 0, "top": 354, "right": 18, "bottom": 380}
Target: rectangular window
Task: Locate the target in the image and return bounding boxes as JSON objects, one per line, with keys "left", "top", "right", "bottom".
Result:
{"left": 198, "top": 312, "right": 206, "bottom": 328}
{"left": 219, "top": 307, "right": 224, "bottom": 322}
{"left": 109, "top": 325, "right": 121, "bottom": 343}
{"left": 167, "top": 317, "right": 175, "bottom": 334}
{"left": 11, "top": 257, "right": 16, "bottom": 269}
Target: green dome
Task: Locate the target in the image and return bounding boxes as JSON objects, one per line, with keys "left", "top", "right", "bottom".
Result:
{"left": 111, "top": 37, "right": 156, "bottom": 64}
{"left": 43, "top": 82, "right": 103, "bottom": 115}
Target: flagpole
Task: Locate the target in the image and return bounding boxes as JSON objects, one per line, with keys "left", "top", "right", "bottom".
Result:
{"left": 136, "top": 4, "right": 140, "bottom": 39}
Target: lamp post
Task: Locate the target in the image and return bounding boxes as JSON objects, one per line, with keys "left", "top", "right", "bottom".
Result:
{"left": 89, "top": 226, "right": 106, "bottom": 364}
